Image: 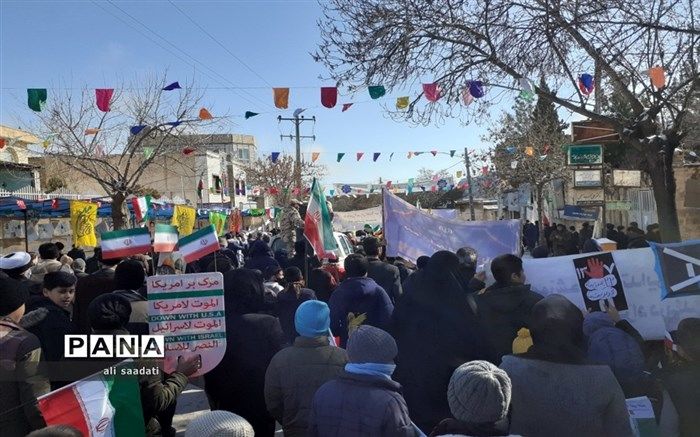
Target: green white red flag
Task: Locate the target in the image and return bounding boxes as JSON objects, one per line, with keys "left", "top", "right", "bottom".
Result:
{"left": 101, "top": 228, "right": 151, "bottom": 259}
{"left": 153, "top": 224, "right": 179, "bottom": 253}
{"left": 38, "top": 362, "right": 145, "bottom": 436}
{"left": 304, "top": 178, "right": 338, "bottom": 257}
{"left": 131, "top": 196, "right": 151, "bottom": 222}
{"left": 178, "top": 224, "right": 219, "bottom": 264}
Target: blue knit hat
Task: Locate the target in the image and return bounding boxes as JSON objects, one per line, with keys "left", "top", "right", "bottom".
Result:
{"left": 295, "top": 300, "right": 330, "bottom": 338}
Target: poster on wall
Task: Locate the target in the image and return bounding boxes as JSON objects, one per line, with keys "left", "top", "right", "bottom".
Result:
{"left": 37, "top": 222, "right": 55, "bottom": 240}
{"left": 573, "top": 252, "right": 628, "bottom": 311}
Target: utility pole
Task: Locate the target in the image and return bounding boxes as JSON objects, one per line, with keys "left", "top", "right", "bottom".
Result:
{"left": 278, "top": 114, "right": 316, "bottom": 198}
{"left": 464, "top": 147, "right": 476, "bottom": 220}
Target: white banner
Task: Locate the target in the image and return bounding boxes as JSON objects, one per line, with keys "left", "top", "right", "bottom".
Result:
{"left": 522, "top": 248, "right": 700, "bottom": 340}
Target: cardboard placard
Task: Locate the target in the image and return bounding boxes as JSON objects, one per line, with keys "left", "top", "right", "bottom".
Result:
{"left": 148, "top": 273, "right": 226, "bottom": 377}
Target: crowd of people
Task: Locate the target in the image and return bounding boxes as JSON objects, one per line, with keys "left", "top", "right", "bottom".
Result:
{"left": 0, "top": 220, "right": 698, "bottom": 437}
{"left": 523, "top": 220, "right": 662, "bottom": 257}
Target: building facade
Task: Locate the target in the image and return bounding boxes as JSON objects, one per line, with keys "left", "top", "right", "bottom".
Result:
{"left": 0, "top": 125, "right": 42, "bottom": 191}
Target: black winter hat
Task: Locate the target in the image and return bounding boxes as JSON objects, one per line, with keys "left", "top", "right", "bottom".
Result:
{"left": 0, "top": 275, "right": 28, "bottom": 316}
{"left": 88, "top": 293, "right": 132, "bottom": 331}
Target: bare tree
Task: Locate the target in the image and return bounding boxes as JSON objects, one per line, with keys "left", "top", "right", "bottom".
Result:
{"left": 316, "top": 0, "right": 699, "bottom": 242}
{"left": 241, "top": 154, "right": 326, "bottom": 207}
{"left": 34, "top": 75, "right": 212, "bottom": 230}
{"left": 486, "top": 88, "right": 569, "bottom": 236}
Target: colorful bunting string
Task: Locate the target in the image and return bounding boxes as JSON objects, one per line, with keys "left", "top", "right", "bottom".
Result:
{"left": 422, "top": 83, "right": 441, "bottom": 102}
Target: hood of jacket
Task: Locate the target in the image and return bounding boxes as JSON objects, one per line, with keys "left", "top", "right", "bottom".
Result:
{"left": 112, "top": 289, "right": 146, "bottom": 302}
{"left": 249, "top": 240, "right": 273, "bottom": 258}
{"left": 339, "top": 276, "right": 382, "bottom": 299}
{"left": 582, "top": 311, "right": 615, "bottom": 337}
{"left": 481, "top": 283, "right": 535, "bottom": 313}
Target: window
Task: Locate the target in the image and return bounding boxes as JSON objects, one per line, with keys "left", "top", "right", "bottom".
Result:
{"left": 237, "top": 148, "right": 250, "bottom": 161}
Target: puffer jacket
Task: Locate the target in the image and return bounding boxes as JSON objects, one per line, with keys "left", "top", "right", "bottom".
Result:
{"left": 309, "top": 371, "right": 417, "bottom": 437}
{"left": 475, "top": 283, "right": 543, "bottom": 363}
{"left": 264, "top": 336, "right": 347, "bottom": 436}
{"left": 0, "top": 318, "right": 50, "bottom": 437}
{"left": 328, "top": 276, "right": 394, "bottom": 347}
{"left": 583, "top": 312, "right": 647, "bottom": 396}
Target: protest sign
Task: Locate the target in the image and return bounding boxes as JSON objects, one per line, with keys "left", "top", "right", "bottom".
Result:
{"left": 523, "top": 248, "right": 700, "bottom": 340}
{"left": 428, "top": 208, "right": 459, "bottom": 221}
{"left": 148, "top": 272, "right": 226, "bottom": 377}
{"left": 649, "top": 240, "right": 700, "bottom": 299}
{"left": 574, "top": 252, "right": 628, "bottom": 311}
{"left": 333, "top": 206, "right": 382, "bottom": 231}
{"left": 383, "top": 190, "right": 520, "bottom": 264}
{"left": 626, "top": 396, "right": 660, "bottom": 437}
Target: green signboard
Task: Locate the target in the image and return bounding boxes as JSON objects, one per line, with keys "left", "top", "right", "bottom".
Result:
{"left": 567, "top": 144, "right": 603, "bottom": 165}
{"left": 606, "top": 200, "right": 632, "bottom": 211}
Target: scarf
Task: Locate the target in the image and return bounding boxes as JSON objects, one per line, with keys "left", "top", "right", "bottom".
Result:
{"left": 345, "top": 363, "right": 396, "bottom": 380}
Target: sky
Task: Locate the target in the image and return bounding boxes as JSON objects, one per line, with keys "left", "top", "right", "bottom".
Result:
{"left": 0, "top": 0, "right": 575, "bottom": 187}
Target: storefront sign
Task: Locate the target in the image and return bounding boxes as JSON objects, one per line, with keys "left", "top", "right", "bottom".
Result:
{"left": 606, "top": 200, "right": 632, "bottom": 211}
{"left": 574, "top": 188, "right": 604, "bottom": 205}
{"left": 574, "top": 169, "right": 602, "bottom": 187}
{"left": 612, "top": 170, "right": 641, "bottom": 187}
{"left": 568, "top": 144, "right": 603, "bottom": 165}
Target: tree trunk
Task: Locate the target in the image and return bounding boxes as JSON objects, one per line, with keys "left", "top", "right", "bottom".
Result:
{"left": 535, "top": 184, "right": 546, "bottom": 245}
{"left": 111, "top": 192, "right": 128, "bottom": 230}
{"left": 647, "top": 149, "right": 681, "bottom": 242}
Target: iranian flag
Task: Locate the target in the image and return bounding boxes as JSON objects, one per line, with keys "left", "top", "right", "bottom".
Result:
{"left": 38, "top": 363, "right": 146, "bottom": 436}
{"left": 304, "top": 178, "right": 338, "bottom": 257}
{"left": 178, "top": 224, "right": 219, "bottom": 263}
{"left": 153, "top": 224, "right": 179, "bottom": 252}
{"left": 131, "top": 196, "right": 151, "bottom": 222}
{"left": 101, "top": 228, "right": 151, "bottom": 259}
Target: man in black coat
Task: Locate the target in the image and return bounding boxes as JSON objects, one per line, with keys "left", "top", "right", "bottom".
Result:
{"left": 475, "top": 254, "right": 544, "bottom": 364}
{"left": 362, "top": 237, "right": 402, "bottom": 303}
{"left": 72, "top": 254, "right": 121, "bottom": 334}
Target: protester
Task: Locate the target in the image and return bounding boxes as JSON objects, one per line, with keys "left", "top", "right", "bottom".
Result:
{"left": 530, "top": 245, "right": 549, "bottom": 258}
{"left": 66, "top": 245, "right": 86, "bottom": 262}
{"left": 322, "top": 253, "right": 345, "bottom": 283}
{"left": 26, "top": 271, "right": 77, "bottom": 369}
{"left": 307, "top": 267, "right": 337, "bottom": 303}
{"left": 416, "top": 255, "right": 430, "bottom": 270}
{"left": 87, "top": 293, "right": 200, "bottom": 437}
{"left": 72, "top": 253, "right": 121, "bottom": 334}
{"left": 184, "top": 411, "right": 254, "bottom": 437}
{"left": 646, "top": 223, "right": 662, "bottom": 242}
{"left": 658, "top": 317, "right": 700, "bottom": 436}
{"left": 0, "top": 251, "right": 34, "bottom": 281}
{"left": 70, "top": 258, "right": 88, "bottom": 278}
{"left": 579, "top": 221, "right": 593, "bottom": 247}
{"left": 583, "top": 307, "right": 648, "bottom": 397}
{"left": 328, "top": 253, "right": 394, "bottom": 347}
{"left": 263, "top": 265, "right": 285, "bottom": 297}
{"left": 265, "top": 301, "right": 347, "bottom": 436}
{"left": 276, "top": 266, "right": 317, "bottom": 344}
{"left": 476, "top": 254, "right": 543, "bottom": 363}
{"left": 523, "top": 220, "right": 538, "bottom": 252}
{"left": 394, "top": 250, "right": 492, "bottom": 433}
{"left": 430, "top": 361, "right": 514, "bottom": 437}
{"left": 31, "top": 243, "right": 71, "bottom": 283}
{"left": 550, "top": 224, "right": 570, "bottom": 256}
{"left": 565, "top": 226, "right": 580, "bottom": 254}
{"left": 84, "top": 247, "right": 101, "bottom": 274}
{"left": 204, "top": 269, "right": 285, "bottom": 437}
{"left": 0, "top": 275, "right": 50, "bottom": 437}
{"left": 581, "top": 238, "right": 601, "bottom": 253}
{"left": 112, "top": 259, "right": 148, "bottom": 335}
{"left": 280, "top": 199, "right": 305, "bottom": 252}
{"left": 363, "top": 237, "right": 402, "bottom": 303}
{"left": 308, "top": 326, "right": 416, "bottom": 436}
{"left": 500, "top": 294, "right": 633, "bottom": 437}
{"left": 616, "top": 225, "right": 629, "bottom": 249}
{"left": 243, "top": 240, "right": 280, "bottom": 273}
{"left": 286, "top": 240, "right": 320, "bottom": 280}
{"left": 606, "top": 223, "right": 621, "bottom": 246}
{"left": 389, "top": 257, "right": 412, "bottom": 284}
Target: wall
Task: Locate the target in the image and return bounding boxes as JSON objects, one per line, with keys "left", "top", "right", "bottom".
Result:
{"left": 674, "top": 164, "right": 700, "bottom": 240}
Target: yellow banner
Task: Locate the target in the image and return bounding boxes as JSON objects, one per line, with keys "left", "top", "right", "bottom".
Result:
{"left": 70, "top": 200, "right": 98, "bottom": 248}
{"left": 171, "top": 205, "right": 196, "bottom": 236}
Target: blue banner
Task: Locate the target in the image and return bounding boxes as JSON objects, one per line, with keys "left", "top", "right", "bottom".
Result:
{"left": 562, "top": 205, "right": 599, "bottom": 220}
{"left": 429, "top": 209, "right": 459, "bottom": 221}
{"left": 383, "top": 190, "right": 520, "bottom": 264}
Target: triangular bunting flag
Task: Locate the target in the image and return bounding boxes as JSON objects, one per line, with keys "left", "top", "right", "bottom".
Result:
{"left": 407, "top": 152, "right": 413, "bottom": 159}
{"left": 373, "top": 152, "right": 380, "bottom": 162}
{"left": 271, "top": 152, "right": 281, "bottom": 163}
{"left": 356, "top": 152, "right": 364, "bottom": 161}
{"left": 468, "top": 81, "right": 485, "bottom": 98}
{"left": 431, "top": 150, "right": 437, "bottom": 156}
{"left": 422, "top": 83, "right": 441, "bottom": 102}
{"left": 461, "top": 88, "right": 473, "bottom": 106}
{"left": 244, "top": 111, "right": 259, "bottom": 119}
{"left": 311, "top": 152, "right": 320, "bottom": 163}
{"left": 130, "top": 125, "right": 146, "bottom": 135}
{"left": 85, "top": 128, "right": 100, "bottom": 135}
{"left": 579, "top": 74, "right": 595, "bottom": 95}
{"left": 337, "top": 153, "right": 345, "bottom": 162}
{"left": 389, "top": 152, "right": 394, "bottom": 161}
{"left": 341, "top": 103, "right": 353, "bottom": 112}
{"left": 396, "top": 96, "right": 409, "bottom": 110}
{"left": 163, "top": 81, "right": 181, "bottom": 91}
{"left": 450, "top": 150, "right": 456, "bottom": 157}
{"left": 27, "top": 88, "right": 47, "bottom": 112}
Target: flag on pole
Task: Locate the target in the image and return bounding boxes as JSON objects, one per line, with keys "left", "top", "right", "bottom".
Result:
{"left": 304, "top": 178, "right": 338, "bottom": 258}
{"left": 131, "top": 196, "right": 152, "bottom": 222}
{"left": 171, "top": 205, "right": 196, "bottom": 237}
{"left": 100, "top": 228, "right": 151, "bottom": 259}
{"left": 153, "top": 224, "right": 179, "bottom": 252}
{"left": 178, "top": 225, "right": 219, "bottom": 264}
{"left": 70, "top": 200, "right": 98, "bottom": 248}
{"left": 208, "top": 211, "right": 227, "bottom": 236}
{"left": 38, "top": 361, "right": 146, "bottom": 437}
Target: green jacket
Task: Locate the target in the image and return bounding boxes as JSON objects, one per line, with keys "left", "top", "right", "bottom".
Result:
{"left": 0, "top": 318, "right": 50, "bottom": 437}
{"left": 265, "top": 336, "right": 347, "bottom": 437}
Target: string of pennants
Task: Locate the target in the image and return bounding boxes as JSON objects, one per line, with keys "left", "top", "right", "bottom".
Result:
{"left": 23, "top": 67, "right": 667, "bottom": 121}
{"left": 269, "top": 150, "right": 459, "bottom": 164}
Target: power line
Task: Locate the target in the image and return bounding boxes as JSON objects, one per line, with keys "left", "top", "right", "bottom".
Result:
{"left": 166, "top": 0, "right": 272, "bottom": 87}
{"left": 99, "top": 0, "right": 272, "bottom": 110}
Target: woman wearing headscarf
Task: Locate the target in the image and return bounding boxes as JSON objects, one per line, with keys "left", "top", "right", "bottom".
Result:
{"left": 276, "top": 267, "right": 317, "bottom": 344}
{"left": 244, "top": 240, "right": 280, "bottom": 273}
{"left": 307, "top": 268, "right": 337, "bottom": 303}
{"left": 392, "top": 251, "right": 493, "bottom": 433}
{"left": 500, "top": 295, "right": 634, "bottom": 437}
{"left": 204, "top": 269, "right": 285, "bottom": 437}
